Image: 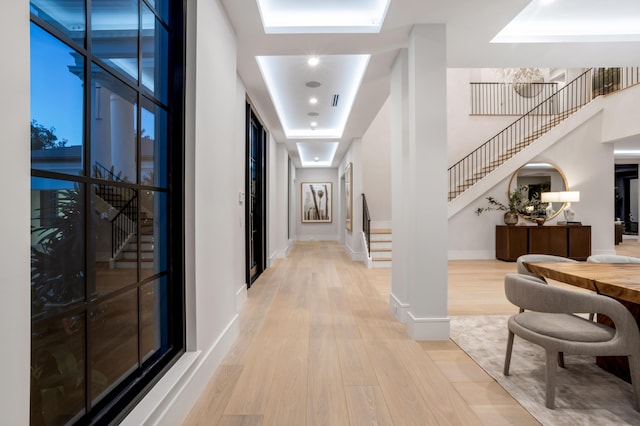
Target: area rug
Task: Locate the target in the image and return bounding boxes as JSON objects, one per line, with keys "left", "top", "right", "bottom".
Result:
{"left": 450, "top": 315, "right": 640, "bottom": 425}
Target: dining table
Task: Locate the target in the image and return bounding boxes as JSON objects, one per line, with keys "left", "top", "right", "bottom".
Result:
{"left": 524, "top": 261, "right": 640, "bottom": 303}
{"left": 523, "top": 261, "right": 640, "bottom": 382}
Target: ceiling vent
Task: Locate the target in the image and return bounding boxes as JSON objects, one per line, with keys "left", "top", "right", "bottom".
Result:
{"left": 332, "top": 94, "right": 339, "bottom": 107}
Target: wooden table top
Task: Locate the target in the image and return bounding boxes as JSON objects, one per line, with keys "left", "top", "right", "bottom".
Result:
{"left": 524, "top": 262, "right": 640, "bottom": 304}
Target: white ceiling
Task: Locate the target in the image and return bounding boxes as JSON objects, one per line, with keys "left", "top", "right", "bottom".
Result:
{"left": 220, "top": 0, "right": 640, "bottom": 168}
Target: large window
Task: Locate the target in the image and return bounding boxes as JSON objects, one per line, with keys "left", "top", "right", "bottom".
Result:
{"left": 30, "top": 1, "right": 184, "bottom": 424}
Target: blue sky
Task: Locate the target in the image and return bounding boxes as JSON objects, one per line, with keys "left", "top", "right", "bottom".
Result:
{"left": 30, "top": 23, "right": 84, "bottom": 147}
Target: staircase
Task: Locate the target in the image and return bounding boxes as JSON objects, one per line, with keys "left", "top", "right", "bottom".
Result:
{"left": 369, "top": 228, "right": 392, "bottom": 268}
{"left": 449, "top": 67, "right": 640, "bottom": 204}
{"left": 112, "top": 214, "right": 154, "bottom": 269}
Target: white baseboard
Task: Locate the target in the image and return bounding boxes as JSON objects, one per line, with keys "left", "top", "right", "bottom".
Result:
{"left": 406, "top": 312, "right": 450, "bottom": 340}
{"left": 121, "top": 315, "right": 240, "bottom": 426}
{"left": 343, "top": 243, "right": 365, "bottom": 262}
{"left": 389, "top": 293, "right": 410, "bottom": 323}
{"left": 296, "top": 235, "right": 339, "bottom": 241}
{"left": 448, "top": 250, "right": 495, "bottom": 260}
{"left": 236, "top": 283, "right": 247, "bottom": 312}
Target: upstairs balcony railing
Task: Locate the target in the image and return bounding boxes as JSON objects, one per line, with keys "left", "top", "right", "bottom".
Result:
{"left": 448, "top": 67, "right": 640, "bottom": 202}
{"left": 470, "top": 82, "right": 558, "bottom": 115}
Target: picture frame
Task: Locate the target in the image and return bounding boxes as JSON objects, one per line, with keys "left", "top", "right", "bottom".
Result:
{"left": 301, "top": 182, "right": 332, "bottom": 223}
{"left": 344, "top": 163, "right": 353, "bottom": 231}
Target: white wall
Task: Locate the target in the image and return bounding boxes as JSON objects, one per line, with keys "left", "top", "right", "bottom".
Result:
{"left": 362, "top": 98, "right": 392, "bottom": 222}
{"left": 448, "top": 113, "right": 614, "bottom": 259}
{"left": 0, "top": 0, "right": 30, "bottom": 422}
{"left": 295, "top": 168, "right": 340, "bottom": 240}
{"left": 339, "top": 140, "right": 364, "bottom": 260}
{"left": 268, "top": 140, "right": 291, "bottom": 265}
{"left": 447, "top": 68, "right": 518, "bottom": 166}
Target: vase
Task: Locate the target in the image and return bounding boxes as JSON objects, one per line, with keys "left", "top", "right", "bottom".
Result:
{"left": 503, "top": 211, "right": 518, "bottom": 226}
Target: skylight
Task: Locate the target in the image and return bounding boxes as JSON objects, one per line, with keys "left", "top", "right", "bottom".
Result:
{"left": 492, "top": 0, "right": 640, "bottom": 43}
{"left": 297, "top": 142, "right": 339, "bottom": 167}
{"left": 255, "top": 0, "right": 391, "bottom": 34}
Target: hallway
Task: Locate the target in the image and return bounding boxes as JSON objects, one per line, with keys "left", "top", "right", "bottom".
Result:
{"left": 184, "top": 241, "right": 539, "bottom": 425}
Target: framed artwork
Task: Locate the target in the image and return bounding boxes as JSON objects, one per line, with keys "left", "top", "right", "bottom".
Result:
{"left": 301, "top": 182, "right": 332, "bottom": 223}
{"left": 344, "top": 163, "right": 353, "bottom": 231}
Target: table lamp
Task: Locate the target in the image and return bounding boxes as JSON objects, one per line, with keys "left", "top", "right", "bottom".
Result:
{"left": 541, "top": 191, "right": 580, "bottom": 222}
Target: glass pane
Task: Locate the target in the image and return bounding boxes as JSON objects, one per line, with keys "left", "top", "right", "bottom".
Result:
{"left": 30, "top": 0, "right": 85, "bottom": 47}
{"left": 91, "top": 63, "right": 138, "bottom": 183}
{"left": 145, "top": 0, "right": 169, "bottom": 23}
{"left": 140, "top": 277, "right": 168, "bottom": 362}
{"left": 31, "top": 178, "right": 85, "bottom": 320}
{"left": 31, "top": 24, "right": 84, "bottom": 176}
{"left": 91, "top": 0, "right": 139, "bottom": 83}
{"left": 31, "top": 312, "right": 86, "bottom": 424}
{"left": 142, "top": 5, "right": 169, "bottom": 103}
{"left": 92, "top": 184, "right": 138, "bottom": 296}
{"left": 140, "top": 191, "right": 168, "bottom": 280}
{"left": 141, "top": 98, "right": 168, "bottom": 188}
{"left": 91, "top": 290, "right": 138, "bottom": 405}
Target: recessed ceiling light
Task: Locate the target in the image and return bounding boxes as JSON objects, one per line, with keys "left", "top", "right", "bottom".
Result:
{"left": 309, "top": 97, "right": 318, "bottom": 104}
{"left": 308, "top": 57, "right": 319, "bottom": 66}
{"left": 306, "top": 81, "right": 321, "bottom": 88}
{"left": 314, "top": 157, "right": 320, "bottom": 162}
{"left": 310, "top": 121, "right": 317, "bottom": 127}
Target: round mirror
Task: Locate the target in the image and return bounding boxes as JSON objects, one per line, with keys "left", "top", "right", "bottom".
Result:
{"left": 508, "top": 162, "right": 568, "bottom": 221}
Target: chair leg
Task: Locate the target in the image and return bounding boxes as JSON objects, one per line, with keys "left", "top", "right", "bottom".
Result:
{"left": 545, "top": 350, "right": 558, "bottom": 409}
{"left": 628, "top": 355, "right": 640, "bottom": 411}
{"left": 558, "top": 352, "right": 565, "bottom": 368}
{"left": 504, "top": 330, "right": 515, "bottom": 376}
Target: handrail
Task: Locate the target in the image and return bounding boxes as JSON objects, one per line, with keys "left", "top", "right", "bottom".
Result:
{"left": 111, "top": 193, "right": 138, "bottom": 259}
{"left": 449, "top": 67, "right": 640, "bottom": 202}
{"left": 449, "top": 68, "right": 592, "bottom": 201}
{"left": 362, "top": 193, "right": 371, "bottom": 257}
{"left": 94, "top": 161, "right": 125, "bottom": 182}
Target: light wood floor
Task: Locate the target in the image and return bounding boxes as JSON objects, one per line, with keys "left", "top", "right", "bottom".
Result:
{"left": 183, "top": 240, "right": 640, "bottom": 426}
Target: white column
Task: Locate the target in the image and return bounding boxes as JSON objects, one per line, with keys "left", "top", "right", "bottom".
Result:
{"left": 405, "top": 24, "right": 449, "bottom": 340}
{"left": 110, "top": 95, "right": 136, "bottom": 181}
{"left": 390, "top": 49, "right": 411, "bottom": 322}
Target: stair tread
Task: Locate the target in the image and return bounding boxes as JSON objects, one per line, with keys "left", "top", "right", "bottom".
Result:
{"left": 371, "top": 248, "right": 392, "bottom": 252}
{"left": 370, "top": 228, "right": 392, "bottom": 234}
{"left": 372, "top": 258, "right": 392, "bottom": 262}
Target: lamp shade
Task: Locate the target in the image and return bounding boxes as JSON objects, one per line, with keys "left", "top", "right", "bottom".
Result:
{"left": 541, "top": 191, "right": 580, "bottom": 203}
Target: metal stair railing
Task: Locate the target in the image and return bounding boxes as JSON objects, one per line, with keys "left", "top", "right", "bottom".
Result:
{"left": 362, "top": 193, "right": 371, "bottom": 257}
{"left": 448, "top": 67, "right": 640, "bottom": 202}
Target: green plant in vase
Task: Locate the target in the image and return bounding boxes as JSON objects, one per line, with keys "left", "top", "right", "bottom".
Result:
{"left": 475, "top": 185, "right": 531, "bottom": 225}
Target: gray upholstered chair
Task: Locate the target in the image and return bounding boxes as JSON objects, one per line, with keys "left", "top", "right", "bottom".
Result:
{"left": 516, "top": 254, "right": 577, "bottom": 283}
{"left": 503, "top": 273, "right": 640, "bottom": 410}
{"left": 587, "top": 254, "right": 640, "bottom": 263}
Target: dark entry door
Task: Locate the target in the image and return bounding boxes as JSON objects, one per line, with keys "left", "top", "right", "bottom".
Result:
{"left": 246, "top": 103, "right": 266, "bottom": 286}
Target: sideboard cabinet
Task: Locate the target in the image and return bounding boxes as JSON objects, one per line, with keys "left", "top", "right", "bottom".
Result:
{"left": 496, "top": 225, "right": 591, "bottom": 261}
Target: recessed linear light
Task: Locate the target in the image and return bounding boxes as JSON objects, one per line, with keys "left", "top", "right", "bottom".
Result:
{"left": 308, "top": 112, "right": 319, "bottom": 117}
{"left": 256, "top": 54, "right": 370, "bottom": 139}
{"left": 492, "top": 0, "right": 640, "bottom": 43}
{"left": 614, "top": 149, "right": 640, "bottom": 156}
{"left": 297, "top": 142, "right": 339, "bottom": 167}
{"left": 306, "top": 81, "right": 321, "bottom": 88}
{"left": 308, "top": 57, "right": 319, "bottom": 66}
{"left": 255, "top": 0, "right": 391, "bottom": 34}
{"left": 309, "top": 97, "right": 318, "bottom": 104}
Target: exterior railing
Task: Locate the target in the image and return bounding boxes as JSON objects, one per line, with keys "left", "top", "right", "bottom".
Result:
{"left": 362, "top": 193, "right": 371, "bottom": 257}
